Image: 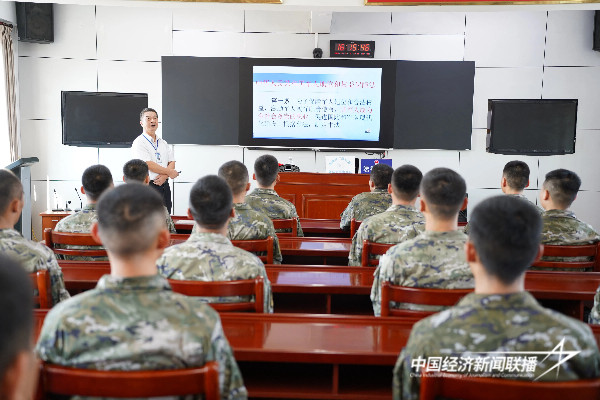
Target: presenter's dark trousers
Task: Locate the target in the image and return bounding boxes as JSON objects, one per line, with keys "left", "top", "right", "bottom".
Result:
{"left": 150, "top": 180, "right": 172, "bottom": 214}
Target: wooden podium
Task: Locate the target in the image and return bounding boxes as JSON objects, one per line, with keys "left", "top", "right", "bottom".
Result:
{"left": 275, "top": 172, "right": 370, "bottom": 219}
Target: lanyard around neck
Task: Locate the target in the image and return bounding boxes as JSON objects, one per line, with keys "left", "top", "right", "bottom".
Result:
{"left": 144, "top": 135, "right": 159, "bottom": 151}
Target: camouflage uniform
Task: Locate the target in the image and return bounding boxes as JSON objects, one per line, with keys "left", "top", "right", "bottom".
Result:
{"left": 371, "top": 230, "right": 473, "bottom": 316}
{"left": 36, "top": 274, "right": 247, "bottom": 400}
{"left": 539, "top": 209, "right": 600, "bottom": 267}
{"left": 157, "top": 232, "right": 273, "bottom": 313}
{"left": 394, "top": 292, "right": 600, "bottom": 400}
{"left": 0, "top": 228, "right": 70, "bottom": 306}
{"left": 53, "top": 204, "right": 107, "bottom": 261}
{"left": 245, "top": 188, "right": 304, "bottom": 236}
{"left": 464, "top": 194, "right": 543, "bottom": 235}
{"left": 228, "top": 202, "right": 282, "bottom": 264}
{"left": 590, "top": 287, "right": 600, "bottom": 324}
{"left": 348, "top": 205, "right": 425, "bottom": 266}
{"left": 164, "top": 206, "right": 176, "bottom": 234}
{"left": 340, "top": 189, "right": 392, "bottom": 231}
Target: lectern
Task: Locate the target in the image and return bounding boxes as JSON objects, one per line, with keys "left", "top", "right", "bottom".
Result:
{"left": 6, "top": 157, "right": 39, "bottom": 239}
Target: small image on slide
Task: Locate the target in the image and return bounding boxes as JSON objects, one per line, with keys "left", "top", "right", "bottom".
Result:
{"left": 252, "top": 66, "right": 382, "bottom": 142}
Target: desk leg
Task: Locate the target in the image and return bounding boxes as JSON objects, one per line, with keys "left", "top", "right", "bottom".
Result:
{"left": 326, "top": 295, "right": 332, "bottom": 314}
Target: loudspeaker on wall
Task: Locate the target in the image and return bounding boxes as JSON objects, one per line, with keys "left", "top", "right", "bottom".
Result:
{"left": 16, "top": 2, "right": 54, "bottom": 43}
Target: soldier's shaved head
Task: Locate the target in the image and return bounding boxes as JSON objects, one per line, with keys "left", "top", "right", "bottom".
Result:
{"left": 254, "top": 155, "right": 279, "bottom": 187}
{"left": 82, "top": 165, "right": 113, "bottom": 201}
{"left": 391, "top": 165, "right": 422, "bottom": 201}
{"left": 543, "top": 169, "right": 581, "bottom": 209}
{"left": 96, "top": 183, "right": 165, "bottom": 256}
{"left": 123, "top": 159, "right": 149, "bottom": 183}
{"left": 503, "top": 161, "right": 530, "bottom": 191}
{"left": 0, "top": 169, "right": 22, "bottom": 216}
{"left": 218, "top": 161, "right": 249, "bottom": 196}
{"left": 189, "top": 176, "right": 233, "bottom": 230}
{"left": 370, "top": 164, "right": 394, "bottom": 190}
{"left": 469, "top": 196, "right": 542, "bottom": 285}
{"left": 420, "top": 168, "right": 466, "bottom": 220}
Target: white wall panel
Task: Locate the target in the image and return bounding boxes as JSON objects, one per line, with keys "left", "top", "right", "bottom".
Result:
{"left": 545, "top": 11, "right": 600, "bottom": 67}
{"left": 245, "top": 11, "right": 311, "bottom": 33}
{"left": 465, "top": 12, "right": 547, "bottom": 67}
{"left": 20, "top": 119, "right": 98, "bottom": 182}
{"left": 173, "top": 31, "right": 244, "bottom": 57}
{"left": 472, "top": 67, "right": 543, "bottom": 129}
{"left": 18, "top": 57, "right": 97, "bottom": 120}
{"left": 568, "top": 190, "right": 600, "bottom": 233}
{"left": 318, "top": 34, "right": 391, "bottom": 59}
{"left": 244, "top": 33, "right": 315, "bottom": 58}
{"left": 173, "top": 8, "right": 244, "bottom": 32}
{"left": 386, "top": 149, "right": 459, "bottom": 175}
{"left": 390, "top": 35, "right": 464, "bottom": 61}
{"left": 542, "top": 67, "right": 600, "bottom": 130}
{"left": 98, "top": 147, "right": 137, "bottom": 184}
{"left": 18, "top": 4, "right": 96, "bottom": 60}
{"left": 97, "top": 60, "right": 161, "bottom": 112}
{"left": 172, "top": 182, "right": 193, "bottom": 216}
{"left": 0, "top": 2, "right": 16, "bottom": 23}
{"left": 391, "top": 12, "right": 465, "bottom": 35}
{"left": 459, "top": 129, "right": 541, "bottom": 190}
{"left": 96, "top": 6, "right": 172, "bottom": 61}
{"left": 173, "top": 145, "right": 244, "bottom": 184}
{"left": 330, "top": 12, "right": 392, "bottom": 35}
{"left": 311, "top": 11, "right": 332, "bottom": 34}
{"left": 537, "top": 130, "right": 600, "bottom": 192}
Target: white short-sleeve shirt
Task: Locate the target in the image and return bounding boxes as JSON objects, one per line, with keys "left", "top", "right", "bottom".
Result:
{"left": 131, "top": 133, "right": 175, "bottom": 180}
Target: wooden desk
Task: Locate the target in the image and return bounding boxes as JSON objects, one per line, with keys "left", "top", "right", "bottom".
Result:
{"left": 173, "top": 219, "right": 194, "bottom": 233}
{"left": 40, "top": 211, "right": 73, "bottom": 232}
{"left": 221, "top": 312, "right": 414, "bottom": 399}
{"left": 299, "top": 218, "right": 347, "bottom": 237}
{"left": 278, "top": 237, "right": 351, "bottom": 265}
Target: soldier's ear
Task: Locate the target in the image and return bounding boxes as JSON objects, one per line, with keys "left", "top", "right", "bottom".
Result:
{"left": 525, "top": 179, "right": 530, "bottom": 189}
{"left": 460, "top": 196, "right": 468, "bottom": 211}
{"left": 533, "top": 244, "right": 544, "bottom": 264}
{"left": 387, "top": 183, "right": 392, "bottom": 194}
{"left": 90, "top": 222, "right": 102, "bottom": 245}
{"left": 187, "top": 208, "right": 194, "bottom": 220}
{"left": 419, "top": 198, "right": 427, "bottom": 213}
{"left": 252, "top": 173, "right": 256, "bottom": 181}
{"left": 500, "top": 177, "right": 507, "bottom": 188}
{"left": 465, "top": 240, "right": 477, "bottom": 263}
{"left": 156, "top": 228, "right": 170, "bottom": 250}
{"left": 245, "top": 182, "right": 251, "bottom": 192}
{"left": 230, "top": 208, "right": 235, "bottom": 218}
{"left": 80, "top": 186, "right": 86, "bottom": 195}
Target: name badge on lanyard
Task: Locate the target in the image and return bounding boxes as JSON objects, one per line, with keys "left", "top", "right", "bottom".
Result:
{"left": 144, "top": 135, "right": 163, "bottom": 164}
{"left": 156, "top": 152, "right": 162, "bottom": 163}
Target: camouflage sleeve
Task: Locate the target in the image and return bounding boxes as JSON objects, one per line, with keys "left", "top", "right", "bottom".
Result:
{"left": 267, "top": 223, "right": 283, "bottom": 264}
{"left": 261, "top": 264, "right": 274, "bottom": 313}
{"left": 348, "top": 223, "right": 367, "bottom": 266}
{"left": 590, "top": 286, "right": 600, "bottom": 325}
{"left": 35, "top": 305, "right": 66, "bottom": 363}
{"left": 165, "top": 209, "right": 176, "bottom": 234}
{"left": 463, "top": 222, "right": 470, "bottom": 235}
{"left": 296, "top": 216, "right": 304, "bottom": 237}
{"left": 209, "top": 318, "right": 249, "bottom": 400}
{"left": 393, "top": 348, "right": 421, "bottom": 400}
{"left": 370, "top": 263, "right": 383, "bottom": 316}
{"left": 340, "top": 201, "right": 354, "bottom": 231}
{"left": 44, "top": 254, "right": 71, "bottom": 305}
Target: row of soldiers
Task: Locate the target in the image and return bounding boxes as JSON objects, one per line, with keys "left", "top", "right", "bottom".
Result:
{"left": 1, "top": 157, "right": 600, "bottom": 399}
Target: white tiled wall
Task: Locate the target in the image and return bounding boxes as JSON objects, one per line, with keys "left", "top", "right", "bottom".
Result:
{"left": 14, "top": 4, "right": 600, "bottom": 236}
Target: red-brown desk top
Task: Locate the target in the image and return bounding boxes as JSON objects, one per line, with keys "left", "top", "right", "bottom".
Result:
{"left": 299, "top": 218, "right": 346, "bottom": 235}
{"left": 219, "top": 313, "right": 415, "bottom": 365}
{"left": 278, "top": 237, "right": 352, "bottom": 257}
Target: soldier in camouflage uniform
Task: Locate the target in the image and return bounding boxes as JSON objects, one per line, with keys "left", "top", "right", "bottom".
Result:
{"left": 0, "top": 255, "right": 38, "bottom": 400}
{"left": 394, "top": 196, "right": 600, "bottom": 400}
{"left": 123, "top": 158, "right": 176, "bottom": 233}
{"left": 36, "top": 183, "right": 247, "bottom": 400}
{"left": 217, "top": 160, "right": 282, "bottom": 264}
{"left": 340, "top": 163, "right": 394, "bottom": 231}
{"left": 371, "top": 168, "right": 472, "bottom": 316}
{"left": 245, "top": 154, "right": 304, "bottom": 236}
{"left": 54, "top": 164, "right": 113, "bottom": 260}
{"left": 349, "top": 165, "right": 425, "bottom": 266}
{"left": 158, "top": 175, "right": 273, "bottom": 313}
{"left": 464, "top": 160, "right": 542, "bottom": 234}
{"left": 590, "top": 287, "right": 600, "bottom": 324}
{"left": 0, "top": 169, "right": 69, "bottom": 306}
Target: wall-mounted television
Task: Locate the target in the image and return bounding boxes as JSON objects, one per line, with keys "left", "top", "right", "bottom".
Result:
{"left": 238, "top": 58, "right": 396, "bottom": 149}
{"left": 61, "top": 91, "right": 148, "bottom": 147}
{"left": 487, "top": 99, "right": 577, "bottom": 156}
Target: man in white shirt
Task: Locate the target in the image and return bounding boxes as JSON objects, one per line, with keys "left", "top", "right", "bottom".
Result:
{"left": 131, "top": 107, "right": 179, "bottom": 213}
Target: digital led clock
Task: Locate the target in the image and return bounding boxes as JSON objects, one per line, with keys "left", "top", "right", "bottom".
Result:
{"left": 330, "top": 40, "right": 375, "bottom": 58}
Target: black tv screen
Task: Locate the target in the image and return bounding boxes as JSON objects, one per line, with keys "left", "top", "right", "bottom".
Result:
{"left": 239, "top": 58, "right": 396, "bottom": 149}
{"left": 61, "top": 91, "right": 148, "bottom": 147}
{"left": 488, "top": 99, "right": 577, "bottom": 155}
